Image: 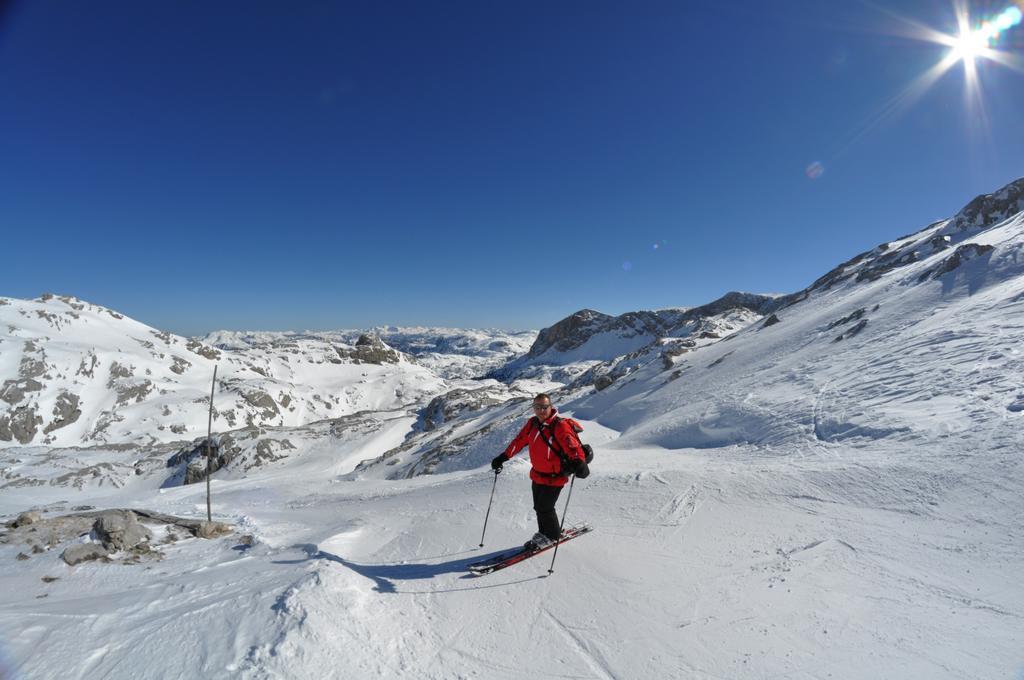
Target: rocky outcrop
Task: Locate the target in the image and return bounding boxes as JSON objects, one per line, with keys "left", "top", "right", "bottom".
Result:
{"left": 420, "top": 386, "right": 509, "bottom": 431}
{"left": 10, "top": 511, "right": 41, "bottom": 527}
{"left": 918, "top": 243, "right": 995, "bottom": 282}
{"left": 0, "top": 378, "right": 43, "bottom": 405}
{"left": 520, "top": 293, "right": 777, "bottom": 364}
{"left": 527, "top": 309, "right": 619, "bottom": 358}
{"left": 195, "top": 521, "right": 233, "bottom": 539}
{"left": 62, "top": 543, "right": 109, "bottom": 565}
{"left": 185, "top": 338, "right": 221, "bottom": 361}
{"left": 168, "top": 437, "right": 235, "bottom": 485}
{"left": 952, "top": 178, "right": 1024, "bottom": 232}
{"left": 170, "top": 357, "right": 192, "bottom": 375}
{"left": 253, "top": 438, "right": 294, "bottom": 466}
{"left": 827, "top": 308, "right": 867, "bottom": 331}
{"left": 1, "top": 507, "right": 234, "bottom": 564}
{"left": 114, "top": 380, "right": 154, "bottom": 406}
{"left": 855, "top": 250, "right": 920, "bottom": 283}
{"left": 834, "top": 319, "right": 868, "bottom": 343}
{"left": 0, "top": 405, "right": 42, "bottom": 444}
{"left": 166, "top": 430, "right": 299, "bottom": 484}
{"left": 92, "top": 510, "right": 152, "bottom": 551}
{"left": 335, "top": 334, "right": 402, "bottom": 364}
{"left": 43, "top": 392, "right": 81, "bottom": 434}
{"left": 659, "top": 339, "right": 697, "bottom": 370}
{"left": 242, "top": 390, "right": 280, "bottom": 420}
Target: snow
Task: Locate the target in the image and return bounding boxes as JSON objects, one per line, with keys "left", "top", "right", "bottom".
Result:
{"left": 1, "top": 199, "right": 1024, "bottom": 678}
{"left": 3, "top": 434, "right": 1020, "bottom": 679}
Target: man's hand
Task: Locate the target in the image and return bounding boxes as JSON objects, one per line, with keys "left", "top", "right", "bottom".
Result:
{"left": 491, "top": 454, "right": 506, "bottom": 471}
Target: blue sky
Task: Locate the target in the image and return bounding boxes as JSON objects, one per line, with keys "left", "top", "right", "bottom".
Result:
{"left": 1, "top": 1, "right": 1022, "bottom": 335}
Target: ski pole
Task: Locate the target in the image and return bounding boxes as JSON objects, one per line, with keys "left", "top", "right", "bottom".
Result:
{"left": 479, "top": 468, "right": 501, "bottom": 547}
{"left": 547, "top": 473, "right": 576, "bottom": 574}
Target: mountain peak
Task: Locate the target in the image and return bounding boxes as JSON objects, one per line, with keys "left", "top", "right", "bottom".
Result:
{"left": 952, "top": 177, "right": 1024, "bottom": 232}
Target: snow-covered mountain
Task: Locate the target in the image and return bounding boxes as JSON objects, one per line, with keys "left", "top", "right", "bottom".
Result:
{"left": 1, "top": 178, "right": 1022, "bottom": 679}
{"left": 204, "top": 326, "right": 535, "bottom": 381}
{"left": 0, "top": 296, "right": 453, "bottom": 450}
{"left": 487, "top": 292, "right": 777, "bottom": 386}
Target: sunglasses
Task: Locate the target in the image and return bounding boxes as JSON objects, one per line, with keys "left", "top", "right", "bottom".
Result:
{"left": 532, "top": 403, "right": 552, "bottom": 410}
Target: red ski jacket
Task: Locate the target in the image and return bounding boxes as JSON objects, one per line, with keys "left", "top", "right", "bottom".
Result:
{"left": 499, "top": 408, "right": 586, "bottom": 487}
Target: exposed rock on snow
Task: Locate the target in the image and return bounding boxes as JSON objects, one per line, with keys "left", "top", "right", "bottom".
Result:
{"left": 419, "top": 384, "right": 511, "bottom": 432}
{"left": 0, "top": 405, "right": 42, "bottom": 444}
{"left": 1, "top": 378, "right": 43, "bottom": 404}
{"left": 335, "top": 334, "right": 402, "bottom": 364}
{"left": 92, "top": 510, "right": 152, "bottom": 551}
{"left": 918, "top": 243, "right": 996, "bottom": 282}
{"left": 826, "top": 308, "right": 868, "bottom": 331}
{"left": 61, "top": 543, "right": 109, "bottom": 565}
{"left": 527, "top": 309, "right": 619, "bottom": 357}
{"left": 11, "top": 511, "right": 41, "bottom": 527}
{"left": 195, "top": 521, "right": 233, "bottom": 539}
{"left": 952, "top": 177, "right": 1024, "bottom": 231}
{"left": 43, "top": 392, "right": 81, "bottom": 434}
{"left": 833, "top": 318, "right": 869, "bottom": 342}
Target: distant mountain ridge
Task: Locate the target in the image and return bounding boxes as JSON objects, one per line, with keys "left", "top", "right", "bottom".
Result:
{"left": 204, "top": 327, "right": 535, "bottom": 381}
{"left": 525, "top": 293, "right": 773, "bottom": 359}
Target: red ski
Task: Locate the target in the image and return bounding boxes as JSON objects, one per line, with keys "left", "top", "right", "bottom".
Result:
{"left": 468, "top": 524, "right": 592, "bottom": 575}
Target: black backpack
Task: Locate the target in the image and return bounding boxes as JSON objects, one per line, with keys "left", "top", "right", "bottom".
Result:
{"left": 533, "top": 416, "right": 594, "bottom": 477}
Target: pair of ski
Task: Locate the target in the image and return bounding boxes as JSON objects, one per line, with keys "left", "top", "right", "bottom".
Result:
{"left": 467, "top": 524, "right": 592, "bottom": 575}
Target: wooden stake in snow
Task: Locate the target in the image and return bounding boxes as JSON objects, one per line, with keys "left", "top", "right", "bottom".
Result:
{"left": 206, "top": 365, "right": 218, "bottom": 523}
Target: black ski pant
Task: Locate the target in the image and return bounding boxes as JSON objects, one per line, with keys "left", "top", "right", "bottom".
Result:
{"left": 532, "top": 481, "right": 563, "bottom": 540}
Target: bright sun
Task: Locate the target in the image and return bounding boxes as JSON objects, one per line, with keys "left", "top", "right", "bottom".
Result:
{"left": 946, "top": 4, "right": 1022, "bottom": 66}
{"left": 950, "top": 29, "right": 987, "bottom": 64}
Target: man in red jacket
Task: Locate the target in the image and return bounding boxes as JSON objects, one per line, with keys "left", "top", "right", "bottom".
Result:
{"left": 491, "top": 394, "right": 590, "bottom": 550}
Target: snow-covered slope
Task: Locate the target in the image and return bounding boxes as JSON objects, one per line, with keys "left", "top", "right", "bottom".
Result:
{"left": 573, "top": 179, "right": 1024, "bottom": 452}
{"left": 1, "top": 179, "right": 1023, "bottom": 679}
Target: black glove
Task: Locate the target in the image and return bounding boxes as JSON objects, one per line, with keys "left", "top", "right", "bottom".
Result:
{"left": 573, "top": 460, "right": 590, "bottom": 479}
{"left": 491, "top": 454, "right": 506, "bottom": 471}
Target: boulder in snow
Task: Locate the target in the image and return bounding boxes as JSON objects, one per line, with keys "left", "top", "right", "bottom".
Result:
{"left": 62, "top": 543, "right": 110, "bottom": 565}
{"left": 93, "top": 511, "right": 152, "bottom": 551}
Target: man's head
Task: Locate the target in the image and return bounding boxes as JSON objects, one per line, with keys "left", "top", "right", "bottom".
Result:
{"left": 532, "top": 393, "right": 553, "bottom": 418}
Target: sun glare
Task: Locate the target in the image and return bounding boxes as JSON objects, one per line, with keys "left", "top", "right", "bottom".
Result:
{"left": 950, "top": 28, "right": 987, "bottom": 65}
{"left": 944, "top": 3, "right": 1022, "bottom": 68}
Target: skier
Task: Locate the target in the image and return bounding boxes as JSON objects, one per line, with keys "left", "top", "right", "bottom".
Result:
{"left": 491, "top": 394, "right": 590, "bottom": 550}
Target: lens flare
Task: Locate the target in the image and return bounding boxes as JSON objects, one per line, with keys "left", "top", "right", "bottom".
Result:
{"left": 945, "top": 2, "right": 1023, "bottom": 67}
{"left": 805, "top": 162, "right": 825, "bottom": 180}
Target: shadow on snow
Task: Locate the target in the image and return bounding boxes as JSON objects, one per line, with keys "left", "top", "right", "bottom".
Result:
{"left": 271, "top": 543, "right": 541, "bottom": 593}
